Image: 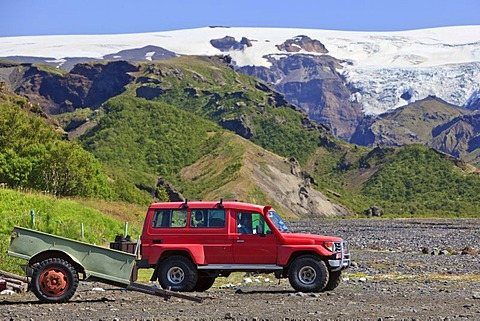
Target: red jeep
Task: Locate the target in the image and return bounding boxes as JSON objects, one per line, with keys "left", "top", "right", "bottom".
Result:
{"left": 138, "top": 200, "right": 350, "bottom": 292}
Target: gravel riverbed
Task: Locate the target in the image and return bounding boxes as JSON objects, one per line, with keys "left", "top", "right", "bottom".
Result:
{"left": 2, "top": 218, "right": 480, "bottom": 321}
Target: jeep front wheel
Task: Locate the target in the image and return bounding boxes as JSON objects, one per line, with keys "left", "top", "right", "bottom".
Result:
{"left": 323, "top": 270, "right": 342, "bottom": 291}
{"left": 158, "top": 256, "right": 198, "bottom": 292}
{"left": 288, "top": 255, "right": 328, "bottom": 292}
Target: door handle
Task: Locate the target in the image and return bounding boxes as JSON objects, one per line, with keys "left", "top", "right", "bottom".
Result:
{"left": 237, "top": 239, "right": 245, "bottom": 243}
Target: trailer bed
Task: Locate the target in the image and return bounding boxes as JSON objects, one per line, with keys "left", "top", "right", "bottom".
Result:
{"left": 8, "top": 226, "right": 203, "bottom": 303}
{"left": 8, "top": 226, "right": 136, "bottom": 286}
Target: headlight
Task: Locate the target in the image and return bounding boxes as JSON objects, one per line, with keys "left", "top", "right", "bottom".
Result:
{"left": 323, "top": 241, "right": 334, "bottom": 252}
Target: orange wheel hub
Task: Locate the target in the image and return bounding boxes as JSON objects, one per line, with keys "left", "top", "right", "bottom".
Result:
{"left": 39, "top": 268, "right": 68, "bottom": 297}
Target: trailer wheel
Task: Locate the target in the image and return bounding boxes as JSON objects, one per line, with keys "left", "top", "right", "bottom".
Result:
{"left": 323, "top": 270, "right": 342, "bottom": 291}
{"left": 288, "top": 255, "right": 328, "bottom": 292}
{"left": 31, "top": 258, "right": 79, "bottom": 303}
{"left": 158, "top": 256, "right": 198, "bottom": 292}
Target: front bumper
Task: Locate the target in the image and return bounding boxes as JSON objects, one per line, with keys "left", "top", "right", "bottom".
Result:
{"left": 328, "top": 241, "right": 351, "bottom": 271}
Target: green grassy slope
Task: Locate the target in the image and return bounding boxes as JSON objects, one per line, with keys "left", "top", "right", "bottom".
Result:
{"left": 77, "top": 57, "right": 329, "bottom": 205}
{"left": 79, "top": 95, "right": 224, "bottom": 203}
{"left": 0, "top": 84, "right": 112, "bottom": 199}
{"left": 361, "top": 145, "right": 480, "bottom": 216}
{"left": 128, "top": 56, "right": 326, "bottom": 164}
{"left": 306, "top": 143, "right": 480, "bottom": 217}
{"left": 0, "top": 189, "right": 144, "bottom": 273}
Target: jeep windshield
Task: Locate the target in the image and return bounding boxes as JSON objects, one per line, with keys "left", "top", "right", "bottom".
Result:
{"left": 267, "top": 211, "right": 290, "bottom": 233}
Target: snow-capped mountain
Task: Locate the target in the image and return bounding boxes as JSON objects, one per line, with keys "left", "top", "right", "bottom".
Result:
{"left": 1, "top": 26, "right": 480, "bottom": 132}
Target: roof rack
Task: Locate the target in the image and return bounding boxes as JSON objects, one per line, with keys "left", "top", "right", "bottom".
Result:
{"left": 216, "top": 199, "right": 240, "bottom": 208}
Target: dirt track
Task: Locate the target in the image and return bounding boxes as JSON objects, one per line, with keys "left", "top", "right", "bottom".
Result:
{"left": 2, "top": 218, "right": 480, "bottom": 321}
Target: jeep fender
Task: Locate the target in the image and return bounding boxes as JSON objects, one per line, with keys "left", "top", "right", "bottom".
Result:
{"left": 150, "top": 244, "right": 206, "bottom": 266}
{"left": 277, "top": 245, "right": 333, "bottom": 266}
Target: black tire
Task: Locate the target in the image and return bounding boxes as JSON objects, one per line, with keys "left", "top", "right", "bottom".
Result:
{"left": 323, "top": 270, "right": 342, "bottom": 291}
{"left": 288, "top": 255, "right": 328, "bottom": 292}
{"left": 192, "top": 276, "right": 215, "bottom": 292}
{"left": 30, "top": 258, "right": 79, "bottom": 303}
{"left": 158, "top": 256, "right": 198, "bottom": 292}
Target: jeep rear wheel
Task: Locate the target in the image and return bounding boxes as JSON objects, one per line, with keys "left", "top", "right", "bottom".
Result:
{"left": 31, "top": 258, "right": 79, "bottom": 303}
{"left": 288, "top": 255, "right": 328, "bottom": 292}
{"left": 192, "top": 276, "right": 215, "bottom": 292}
{"left": 158, "top": 256, "right": 198, "bottom": 292}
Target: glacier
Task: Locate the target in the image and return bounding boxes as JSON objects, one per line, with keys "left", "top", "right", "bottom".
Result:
{"left": 1, "top": 26, "right": 479, "bottom": 115}
{"left": 346, "top": 62, "right": 480, "bottom": 114}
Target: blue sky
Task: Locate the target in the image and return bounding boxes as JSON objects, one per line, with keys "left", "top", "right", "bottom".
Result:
{"left": 2, "top": 0, "right": 480, "bottom": 37}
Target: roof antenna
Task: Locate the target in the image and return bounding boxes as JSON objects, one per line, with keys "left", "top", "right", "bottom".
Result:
{"left": 217, "top": 199, "right": 224, "bottom": 208}
{"left": 182, "top": 199, "right": 189, "bottom": 208}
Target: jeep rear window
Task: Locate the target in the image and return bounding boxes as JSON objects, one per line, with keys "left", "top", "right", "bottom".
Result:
{"left": 152, "top": 209, "right": 187, "bottom": 228}
{"left": 190, "top": 209, "right": 226, "bottom": 228}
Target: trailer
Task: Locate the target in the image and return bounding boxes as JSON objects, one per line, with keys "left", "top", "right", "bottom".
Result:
{"left": 7, "top": 226, "right": 202, "bottom": 303}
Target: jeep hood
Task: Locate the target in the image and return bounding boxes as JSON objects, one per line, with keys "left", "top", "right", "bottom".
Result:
{"left": 279, "top": 233, "right": 344, "bottom": 245}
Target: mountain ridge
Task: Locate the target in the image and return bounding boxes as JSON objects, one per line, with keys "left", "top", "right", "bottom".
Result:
{"left": 0, "top": 26, "right": 480, "bottom": 146}
{"left": 1, "top": 56, "right": 479, "bottom": 217}
{"left": 1, "top": 25, "right": 479, "bottom": 145}
{"left": 350, "top": 96, "right": 480, "bottom": 166}
{"left": 2, "top": 26, "right": 479, "bottom": 153}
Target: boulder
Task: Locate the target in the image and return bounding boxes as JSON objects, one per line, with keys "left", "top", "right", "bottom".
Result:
{"left": 364, "top": 206, "right": 384, "bottom": 217}
{"left": 135, "top": 86, "right": 169, "bottom": 100}
{"left": 156, "top": 177, "right": 184, "bottom": 202}
{"left": 219, "top": 115, "right": 254, "bottom": 139}
{"left": 461, "top": 246, "right": 479, "bottom": 255}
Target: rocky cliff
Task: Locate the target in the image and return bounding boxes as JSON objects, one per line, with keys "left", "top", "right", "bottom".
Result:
{"left": 276, "top": 35, "right": 328, "bottom": 53}
{"left": 1, "top": 61, "right": 138, "bottom": 114}
{"left": 431, "top": 111, "right": 480, "bottom": 164}
{"left": 238, "top": 54, "right": 364, "bottom": 140}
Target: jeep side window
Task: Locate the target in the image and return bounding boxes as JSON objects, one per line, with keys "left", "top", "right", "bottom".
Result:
{"left": 237, "top": 213, "right": 253, "bottom": 234}
{"left": 255, "top": 214, "right": 272, "bottom": 234}
{"left": 190, "top": 209, "right": 226, "bottom": 228}
{"left": 237, "top": 213, "right": 271, "bottom": 234}
{"left": 191, "top": 210, "right": 206, "bottom": 227}
{"left": 152, "top": 209, "right": 187, "bottom": 228}
{"left": 207, "top": 209, "right": 226, "bottom": 227}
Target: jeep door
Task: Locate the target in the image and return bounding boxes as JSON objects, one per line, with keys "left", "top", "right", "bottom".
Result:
{"left": 189, "top": 208, "right": 234, "bottom": 264}
{"left": 233, "top": 212, "right": 277, "bottom": 264}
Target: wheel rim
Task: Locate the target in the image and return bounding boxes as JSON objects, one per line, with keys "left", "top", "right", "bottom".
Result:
{"left": 39, "top": 267, "right": 69, "bottom": 297}
{"left": 298, "top": 266, "right": 316, "bottom": 285}
{"left": 166, "top": 266, "right": 185, "bottom": 285}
